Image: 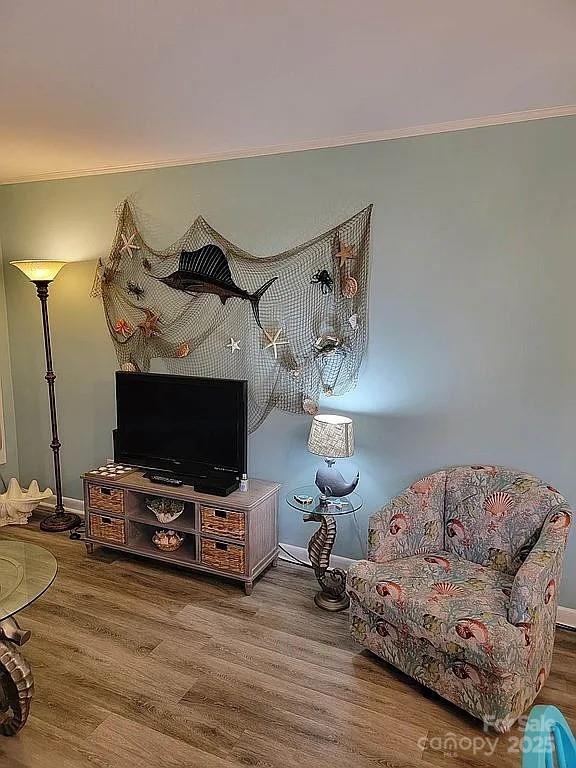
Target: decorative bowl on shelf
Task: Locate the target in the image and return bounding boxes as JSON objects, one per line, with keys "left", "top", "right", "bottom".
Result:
{"left": 152, "top": 529, "right": 185, "bottom": 552}
{"left": 145, "top": 497, "right": 185, "bottom": 524}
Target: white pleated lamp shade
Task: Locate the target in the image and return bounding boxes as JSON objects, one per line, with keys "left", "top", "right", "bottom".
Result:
{"left": 307, "top": 414, "right": 354, "bottom": 459}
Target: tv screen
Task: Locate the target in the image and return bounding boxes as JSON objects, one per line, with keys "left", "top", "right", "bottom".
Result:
{"left": 114, "top": 372, "right": 247, "bottom": 478}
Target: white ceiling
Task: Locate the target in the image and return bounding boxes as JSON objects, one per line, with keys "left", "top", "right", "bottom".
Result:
{"left": 1, "top": 0, "right": 576, "bottom": 184}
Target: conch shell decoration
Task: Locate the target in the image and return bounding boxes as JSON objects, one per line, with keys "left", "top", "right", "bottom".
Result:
{"left": 0, "top": 479, "right": 53, "bottom": 527}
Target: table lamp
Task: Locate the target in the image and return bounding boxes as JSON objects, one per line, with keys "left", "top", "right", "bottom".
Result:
{"left": 10, "top": 260, "right": 81, "bottom": 532}
{"left": 307, "top": 414, "right": 359, "bottom": 498}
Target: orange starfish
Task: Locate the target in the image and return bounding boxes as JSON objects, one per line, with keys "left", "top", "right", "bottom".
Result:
{"left": 335, "top": 243, "right": 356, "bottom": 269}
{"left": 113, "top": 319, "right": 133, "bottom": 337}
{"left": 138, "top": 309, "right": 160, "bottom": 338}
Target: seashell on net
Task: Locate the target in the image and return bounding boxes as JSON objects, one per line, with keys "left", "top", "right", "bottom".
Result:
{"left": 341, "top": 276, "right": 358, "bottom": 298}
{"left": 302, "top": 397, "right": 319, "bottom": 415}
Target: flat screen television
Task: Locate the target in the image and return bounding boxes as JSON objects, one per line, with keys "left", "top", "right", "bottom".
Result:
{"left": 113, "top": 372, "right": 247, "bottom": 491}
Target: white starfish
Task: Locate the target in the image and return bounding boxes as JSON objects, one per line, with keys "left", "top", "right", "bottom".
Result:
{"left": 226, "top": 337, "right": 241, "bottom": 353}
{"left": 120, "top": 233, "right": 139, "bottom": 257}
{"left": 263, "top": 328, "right": 289, "bottom": 360}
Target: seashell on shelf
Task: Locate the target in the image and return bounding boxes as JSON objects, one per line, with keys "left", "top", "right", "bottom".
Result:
{"left": 152, "top": 529, "right": 185, "bottom": 552}
{"left": 0, "top": 479, "right": 53, "bottom": 527}
{"left": 145, "top": 497, "right": 185, "bottom": 524}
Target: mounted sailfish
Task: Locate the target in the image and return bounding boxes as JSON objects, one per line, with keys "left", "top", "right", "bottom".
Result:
{"left": 155, "top": 244, "right": 277, "bottom": 328}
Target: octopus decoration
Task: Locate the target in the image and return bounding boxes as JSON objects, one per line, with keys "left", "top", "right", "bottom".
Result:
{"left": 304, "top": 512, "right": 349, "bottom": 611}
{"left": 310, "top": 269, "right": 334, "bottom": 294}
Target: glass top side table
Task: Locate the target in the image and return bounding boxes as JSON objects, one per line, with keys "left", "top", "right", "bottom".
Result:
{"left": 286, "top": 485, "right": 363, "bottom": 612}
{"left": 0, "top": 541, "right": 57, "bottom": 735}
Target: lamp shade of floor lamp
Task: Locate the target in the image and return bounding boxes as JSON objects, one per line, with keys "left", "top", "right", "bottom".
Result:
{"left": 10, "top": 260, "right": 81, "bottom": 532}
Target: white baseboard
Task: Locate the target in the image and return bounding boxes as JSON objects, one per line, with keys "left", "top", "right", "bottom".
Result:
{"left": 557, "top": 607, "right": 576, "bottom": 630}
{"left": 278, "top": 542, "right": 355, "bottom": 570}
{"left": 36, "top": 495, "right": 576, "bottom": 627}
{"left": 37, "top": 496, "right": 85, "bottom": 516}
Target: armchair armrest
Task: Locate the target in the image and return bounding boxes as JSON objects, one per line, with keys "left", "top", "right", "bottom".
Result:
{"left": 368, "top": 471, "right": 445, "bottom": 562}
{"left": 508, "top": 505, "right": 572, "bottom": 625}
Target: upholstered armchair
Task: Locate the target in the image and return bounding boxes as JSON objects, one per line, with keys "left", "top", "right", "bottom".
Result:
{"left": 347, "top": 465, "right": 572, "bottom": 732}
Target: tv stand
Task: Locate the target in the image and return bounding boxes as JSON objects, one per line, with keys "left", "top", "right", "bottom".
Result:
{"left": 82, "top": 468, "right": 279, "bottom": 594}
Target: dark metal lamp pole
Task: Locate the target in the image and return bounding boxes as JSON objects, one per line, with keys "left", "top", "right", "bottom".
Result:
{"left": 10, "top": 261, "right": 81, "bottom": 533}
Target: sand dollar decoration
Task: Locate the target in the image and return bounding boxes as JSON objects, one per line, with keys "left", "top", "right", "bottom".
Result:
{"left": 94, "top": 200, "right": 372, "bottom": 431}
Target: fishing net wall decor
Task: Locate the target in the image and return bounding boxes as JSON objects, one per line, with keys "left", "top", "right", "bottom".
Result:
{"left": 93, "top": 201, "right": 372, "bottom": 432}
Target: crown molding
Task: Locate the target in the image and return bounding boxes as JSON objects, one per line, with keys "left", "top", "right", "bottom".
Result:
{"left": 2, "top": 105, "right": 576, "bottom": 186}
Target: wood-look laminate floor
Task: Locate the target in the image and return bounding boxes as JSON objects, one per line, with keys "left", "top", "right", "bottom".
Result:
{"left": 0, "top": 520, "right": 574, "bottom": 768}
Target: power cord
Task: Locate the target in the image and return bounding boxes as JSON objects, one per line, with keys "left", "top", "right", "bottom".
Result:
{"left": 69, "top": 523, "right": 85, "bottom": 541}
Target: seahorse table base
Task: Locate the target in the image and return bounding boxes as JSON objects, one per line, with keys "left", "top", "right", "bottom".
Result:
{"left": 304, "top": 512, "right": 350, "bottom": 612}
{"left": 0, "top": 617, "right": 34, "bottom": 735}
{"left": 313, "top": 581, "right": 350, "bottom": 612}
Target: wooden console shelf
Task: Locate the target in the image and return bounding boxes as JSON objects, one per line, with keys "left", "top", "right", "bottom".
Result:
{"left": 82, "top": 469, "right": 280, "bottom": 594}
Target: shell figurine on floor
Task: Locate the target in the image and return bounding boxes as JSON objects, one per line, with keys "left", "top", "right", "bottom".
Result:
{"left": 0, "top": 479, "right": 53, "bottom": 527}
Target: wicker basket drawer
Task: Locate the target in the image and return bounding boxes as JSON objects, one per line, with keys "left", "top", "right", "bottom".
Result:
{"left": 201, "top": 539, "right": 245, "bottom": 574}
{"left": 200, "top": 506, "right": 245, "bottom": 540}
{"left": 89, "top": 513, "right": 126, "bottom": 544}
{"left": 88, "top": 485, "right": 124, "bottom": 514}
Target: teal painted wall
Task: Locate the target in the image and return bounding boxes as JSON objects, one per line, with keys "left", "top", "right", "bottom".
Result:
{"left": 1, "top": 117, "right": 575, "bottom": 605}
{"left": 0, "top": 238, "right": 18, "bottom": 482}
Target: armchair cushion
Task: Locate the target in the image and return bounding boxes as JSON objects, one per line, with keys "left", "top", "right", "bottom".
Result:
{"left": 444, "top": 466, "right": 567, "bottom": 573}
{"left": 368, "top": 470, "right": 446, "bottom": 561}
{"left": 348, "top": 551, "right": 530, "bottom": 676}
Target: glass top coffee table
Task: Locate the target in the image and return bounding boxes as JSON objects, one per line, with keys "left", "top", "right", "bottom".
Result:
{"left": 286, "top": 486, "right": 363, "bottom": 612}
{"left": 0, "top": 541, "right": 57, "bottom": 735}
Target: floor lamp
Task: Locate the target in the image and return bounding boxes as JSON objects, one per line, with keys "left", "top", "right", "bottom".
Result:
{"left": 10, "top": 261, "right": 81, "bottom": 532}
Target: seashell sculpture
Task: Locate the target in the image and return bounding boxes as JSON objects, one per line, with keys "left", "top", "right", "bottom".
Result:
{"left": 145, "top": 497, "right": 185, "bottom": 524}
{"left": 0, "top": 479, "right": 53, "bottom": 527}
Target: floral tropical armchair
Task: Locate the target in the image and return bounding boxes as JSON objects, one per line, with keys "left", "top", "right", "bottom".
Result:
{"left": 347, "top": 465, "right": 572, "bottom": 732}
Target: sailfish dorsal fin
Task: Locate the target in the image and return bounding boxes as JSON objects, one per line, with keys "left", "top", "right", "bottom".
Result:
{"left": 178, "top": 244, "right": 234, "bottom": 285}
